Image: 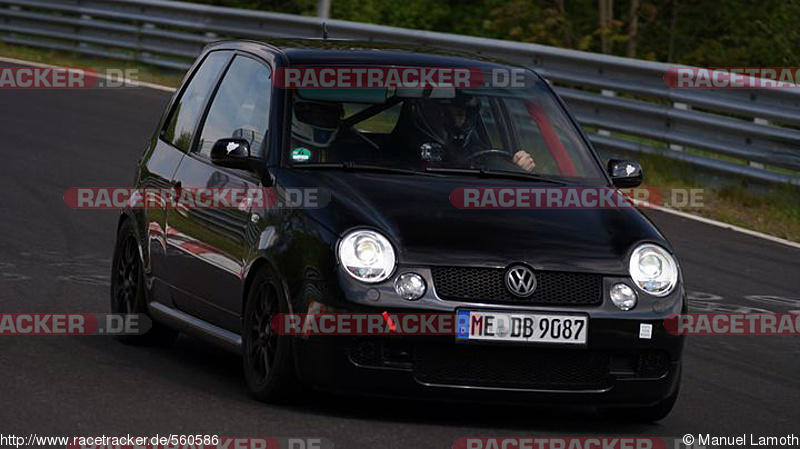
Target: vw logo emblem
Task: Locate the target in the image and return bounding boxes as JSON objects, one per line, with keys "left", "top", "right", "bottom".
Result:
{"left": 505, "top": 265, "right": 537, "bottom": 297}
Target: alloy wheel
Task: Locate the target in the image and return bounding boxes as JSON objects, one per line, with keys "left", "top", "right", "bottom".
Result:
{"left": 247, "top": 281, "right": 279, "bottom": 381}
{"left": 114, "top": 236, "right": 140, "bottom": 314}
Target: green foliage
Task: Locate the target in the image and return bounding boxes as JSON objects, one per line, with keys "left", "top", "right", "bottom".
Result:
{"left": 182, "top": 0, "right": 799, "bottom": 67}
{"left": 670, "top": 0, "right": 800, "bottom": 66}
{"left": 481, "top": 0, "right": 570, "bottom": 46}
{"left": 331, "top": 0, "right": 488, "bottom": 36}
{"left": 186, "top": 0, "right": 316, "bottom": 14}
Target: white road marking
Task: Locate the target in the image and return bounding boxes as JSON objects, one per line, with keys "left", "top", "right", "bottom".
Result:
{"left": 688, "top": 291, "right": 800, "bottom": 314}
{"left": 635, "top": 200, "right": 800, "bottom": 251}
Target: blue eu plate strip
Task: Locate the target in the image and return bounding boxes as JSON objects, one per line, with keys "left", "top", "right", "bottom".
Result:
{"left": 456, "top": 310, "right": 470, "bottom": 339}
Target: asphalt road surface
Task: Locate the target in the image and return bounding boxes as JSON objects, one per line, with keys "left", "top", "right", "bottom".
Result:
{"left": 1, "top": 63, "right": 798, "bottom": 448}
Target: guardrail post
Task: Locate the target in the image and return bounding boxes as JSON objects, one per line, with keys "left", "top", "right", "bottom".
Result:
{"left": 77, "top": 14, "right": 93, "bottom": 53}
{"left": 669, "top": 102, "right": 690, "bottom": 152}
{"left": 598, "top": 90, "right": 616, "bottom": 137}
{"left": 5, "top": 4, "right": 22, "bottom": 42}
{"left": 139, "top": 22, "right": 156, "bottom": 63}
{"left": 749, "top": 117, "right": 770, "bottom": 169}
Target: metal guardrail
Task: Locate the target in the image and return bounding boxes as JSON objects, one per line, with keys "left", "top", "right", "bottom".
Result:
{"left": 1, "top": 0, "right": 799, "bottom": 185}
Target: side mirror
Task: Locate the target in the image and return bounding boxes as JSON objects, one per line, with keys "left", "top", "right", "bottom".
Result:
{"left": 210, "top": 138, "right": 255, "bottom": 171}
{"left": 607, "top": 159, "right": 643, "bottom": 188}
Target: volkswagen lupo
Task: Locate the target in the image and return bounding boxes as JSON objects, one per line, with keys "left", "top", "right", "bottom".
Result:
{"left": 112, "top": 39, "right": 685, "bottom": 422}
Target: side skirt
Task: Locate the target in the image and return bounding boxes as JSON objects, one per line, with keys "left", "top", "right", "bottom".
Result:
{"left": 149, "top": 302, "right": 242, "bottom": 355}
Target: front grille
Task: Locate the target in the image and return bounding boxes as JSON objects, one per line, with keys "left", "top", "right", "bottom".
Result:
{"left": 414, "top": 344, "right": 611, "bottom": 390}
{"left": 431, "top": 266, "right": 603, "bottom": 305}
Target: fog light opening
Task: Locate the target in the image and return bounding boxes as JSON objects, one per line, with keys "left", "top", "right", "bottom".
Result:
{"left": 394, "top": 273, "right": 426, "bottom": 301}
{"left": 610, "top": 283, "right": 637, "bottom": 311}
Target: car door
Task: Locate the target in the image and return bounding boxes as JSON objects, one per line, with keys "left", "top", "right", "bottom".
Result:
{"left": 143, "top": 50, "right": 231, "bottom": 295}
{"left": 165, "top": 54, "right": 274, "bottom": 331}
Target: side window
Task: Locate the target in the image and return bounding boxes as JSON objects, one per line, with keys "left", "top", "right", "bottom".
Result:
{"left": 197, "top": 56, "right": 272, "bottom": 158}
{"left": 162, "top": 51, "right": 229, "bottom": 151}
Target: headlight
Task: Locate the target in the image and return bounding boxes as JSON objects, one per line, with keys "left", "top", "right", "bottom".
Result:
{"left": 628, "top": 243, "right": 678, "bottom": 297}
{"left": 337, "top": 230, "right": 396, "bottom": 283}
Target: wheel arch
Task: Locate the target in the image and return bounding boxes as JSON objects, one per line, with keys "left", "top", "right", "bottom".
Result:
{"left": 116, "top": 210, "right": 151, "bottom": 273}
{"left": 242, "top": 256, "right": 294, "bottom": 322}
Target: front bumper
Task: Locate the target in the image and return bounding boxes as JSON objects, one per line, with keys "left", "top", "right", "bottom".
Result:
{"left": 290, "top": 268, "right": 685, "bottom": 406}
{"left": 292, "top": 314, "right": 683, "bottom": 406}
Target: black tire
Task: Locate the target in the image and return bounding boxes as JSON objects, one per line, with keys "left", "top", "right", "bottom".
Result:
{"left": 110, "top": 219, "right": 178, "bottom": 346}
{"left": 598, "top": 368, "right": 681, "bottom": 423}
{"left": 242, "top": 267, "right": 298, "bottom": 403}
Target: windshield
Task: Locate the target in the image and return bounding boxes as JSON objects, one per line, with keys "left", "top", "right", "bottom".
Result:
{"left": 285, "top": 69, "right": 606, "bottom": 183}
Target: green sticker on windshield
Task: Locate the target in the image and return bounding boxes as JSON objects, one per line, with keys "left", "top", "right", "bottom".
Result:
{"left": 291, "top": 147, "right": 311, "bottom": 162}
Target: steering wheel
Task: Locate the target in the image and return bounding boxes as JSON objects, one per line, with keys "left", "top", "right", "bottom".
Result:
{"left": 465, "top": 149, "right": 510, "bottom": 162}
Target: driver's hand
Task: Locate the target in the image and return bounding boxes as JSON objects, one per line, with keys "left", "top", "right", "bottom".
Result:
{"left": 512, "top": 150, "right": 536, "bottom": 172}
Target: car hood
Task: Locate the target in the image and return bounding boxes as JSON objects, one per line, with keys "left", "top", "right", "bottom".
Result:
{"left": 284, "top": 171, "right": 669, "bottom": 275}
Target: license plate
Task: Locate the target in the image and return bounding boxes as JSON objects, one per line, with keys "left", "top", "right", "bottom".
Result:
{"left": 456, "top": 310, "right": 588, "bottom": 345}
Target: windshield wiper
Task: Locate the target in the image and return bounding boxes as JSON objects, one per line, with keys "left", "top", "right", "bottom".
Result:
{"left": 424, "top": 167, "right": 573, "bottom": 185}
{"left": 293, "top": 162, "right": 445, "bottom": 177}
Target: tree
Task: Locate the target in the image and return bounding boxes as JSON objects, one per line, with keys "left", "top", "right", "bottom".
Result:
{"left": 667, "top": 0, "right": 677, "bottom": 62}
{"left": 626, "top": 0, "right": 640, "bottom": 57}
{"left": 598, "top": 0, "right": 614, "bottom": 53}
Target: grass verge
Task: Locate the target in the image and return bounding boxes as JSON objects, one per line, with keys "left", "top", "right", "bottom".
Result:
{"left": 0, "top": 42, "right": 184, "bottom": 88}
{"left": 635, "top": 152, "right": 800, "bottom": 243}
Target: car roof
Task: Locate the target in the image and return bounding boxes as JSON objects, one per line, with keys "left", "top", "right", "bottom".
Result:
{"left": 211, "top": 39, "right": 522, "bottom": 70}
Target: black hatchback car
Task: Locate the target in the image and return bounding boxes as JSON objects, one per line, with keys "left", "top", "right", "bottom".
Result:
{"left": 112, "top": 39, "right": 685, "bottom": 421}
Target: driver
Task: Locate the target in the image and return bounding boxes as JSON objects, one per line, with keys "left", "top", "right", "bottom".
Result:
{"left": 411, "top": 93, "right": 536, "bottom": 172}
